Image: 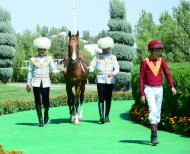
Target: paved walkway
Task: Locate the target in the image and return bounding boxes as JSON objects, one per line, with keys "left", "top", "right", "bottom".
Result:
{"left": 0, "top": 101, "right": 189, "bottom": 154}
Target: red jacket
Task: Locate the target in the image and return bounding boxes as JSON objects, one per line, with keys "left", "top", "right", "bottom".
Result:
{"left": 139, "top": 57, "right": 174, "bottom": 96}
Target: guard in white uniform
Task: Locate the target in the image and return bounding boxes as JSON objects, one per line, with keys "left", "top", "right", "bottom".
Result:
{"left": 26, "top": 37, "right": 60, "bottom": 127}
{"left": 89, "top": 37, "right": 120, "bottom": 124}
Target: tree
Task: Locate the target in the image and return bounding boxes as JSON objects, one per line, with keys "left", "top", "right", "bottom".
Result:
{"left": 157, "top": 11, "right": 190, "bottom": 62}
{"left": 107, "top": 0, "right": 136, "bottom": 91}
{"left": 0, "top": 7, "right": 16, "bottom": 83}
{"left": 173, "top": 0, "right": 190, "bottom": 39}
{"left": 134, "top": 10, "right": 156, "bottom": 64}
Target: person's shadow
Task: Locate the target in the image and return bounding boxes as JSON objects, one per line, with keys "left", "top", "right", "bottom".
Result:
{"left": 119, "top": 140, "right": 152, "bottom": 145}
{"left": 15, "top": 122, "right": 38, "bottom": 126}
{"left": 119, "top": 111, "right": 153, "bottom": 146}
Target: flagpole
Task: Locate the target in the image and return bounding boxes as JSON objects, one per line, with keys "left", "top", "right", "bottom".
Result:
{"left": 73, "top": 0, "right": 77, "bottom": 34}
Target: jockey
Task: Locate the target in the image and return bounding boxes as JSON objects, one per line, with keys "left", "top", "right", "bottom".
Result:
{"left": 139, "top": 40, "right": 177, "bottom": 145}
{"left": 89, "top": 37, "right": 120, "bottom": 124}
{"left": 26, "top": 37, "right": 60, "bottom": 127}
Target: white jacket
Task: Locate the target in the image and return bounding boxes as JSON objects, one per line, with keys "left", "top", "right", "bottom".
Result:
{"left": 27, "top": 56, "right": 59, "bottom": 88}
{"left": 89, "top": 53, "right": 120, "bottom": 84}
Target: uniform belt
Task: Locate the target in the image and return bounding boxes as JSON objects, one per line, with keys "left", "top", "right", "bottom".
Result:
{"left": 98, "top": 72, "right": 112, "bottom": 75}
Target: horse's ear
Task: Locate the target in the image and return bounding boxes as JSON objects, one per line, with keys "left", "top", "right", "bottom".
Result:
{"left": 68, "top": 31, "right": 71, "bottom": 37}
{"left": 76, "top": 30, "right": 79, "bottom": 38}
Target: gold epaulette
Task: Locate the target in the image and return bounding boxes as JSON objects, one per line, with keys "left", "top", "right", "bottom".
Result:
{"left": 30, "top": 56, "right": 52, "bottom": 68}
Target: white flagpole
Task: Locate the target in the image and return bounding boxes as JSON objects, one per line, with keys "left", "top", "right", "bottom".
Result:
{"left": 73, "top": 0, "right": 77, "bottom": 34}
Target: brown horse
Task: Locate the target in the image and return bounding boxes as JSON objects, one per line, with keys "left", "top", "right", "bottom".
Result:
{"left": 64, "top": 31, "right": 87, "bottom": 125}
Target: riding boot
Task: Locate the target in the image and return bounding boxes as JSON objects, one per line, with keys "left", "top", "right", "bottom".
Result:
{"left": 44, "top": 107, "right": 49, "bottom": 124}
{"left": 35, "top": 104, "right": 44, "bottom": 127}
{"left": 98, "top": 102, "right": 105, "bottom": 124}
{"left": 150, "top": 124, "right": 158, "bottom": 145}
{"left": 105, "top": 101, "right": 111, "bottom": 122}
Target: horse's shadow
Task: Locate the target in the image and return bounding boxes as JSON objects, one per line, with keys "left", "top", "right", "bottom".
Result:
{"left": 119, "top": 140, "right": 151, "bottom": 145}
{"left": 50, "top": 118, "right": 70, "bottom": 124}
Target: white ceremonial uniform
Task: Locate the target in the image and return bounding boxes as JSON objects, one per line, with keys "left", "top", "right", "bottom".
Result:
{"left": 27, "top": 56, "right": 60, "bottom": 88}
{"left": 89, "top": 53, "right": 120, "bottom": 84}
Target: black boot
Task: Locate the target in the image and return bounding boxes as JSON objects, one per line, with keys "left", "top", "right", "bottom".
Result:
{"left": 151, "top": 130, "right": 158, "bottom": 145}
{"left": 105, "top": 116, "right": 110, "bottom": 122}
{"left": 44, "top": 107, "right": 49, "bottom": 124}
{"left": 105, "top": 101, "right": 111, "bottom": 122}
{"left": 150, "top": 124, "right": 158, "bottom": 145}
{"left": 98, "top": 102, "right": 105, "bottom": 124}
{"left": 36, "top": 104, "right": 44, "bottom": 127}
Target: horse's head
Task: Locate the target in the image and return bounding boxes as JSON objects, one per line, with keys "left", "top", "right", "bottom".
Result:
{"left": 68, "top": 31, "right": 79, "bottom": 63}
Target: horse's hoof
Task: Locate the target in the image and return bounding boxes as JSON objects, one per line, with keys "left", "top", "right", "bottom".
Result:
{"left": 79, "top": 116, "right": 83, "bottom": 121}
{"left": 75, "top": 120, "right": 80, "bottom": 125}
{"left": 70, "top": 116, "right": 75, "bottom": 123}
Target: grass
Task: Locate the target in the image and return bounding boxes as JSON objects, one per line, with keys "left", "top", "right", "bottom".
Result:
{"left": 0, "top": 83, "right": 96, "bottom": 104}
{"left": 1, "top": 101, "right": 190, "bottom": 154}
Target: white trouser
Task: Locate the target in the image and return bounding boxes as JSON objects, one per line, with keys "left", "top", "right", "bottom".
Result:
{"left": 144, "top": 85, "right": 163, "bottom": 124}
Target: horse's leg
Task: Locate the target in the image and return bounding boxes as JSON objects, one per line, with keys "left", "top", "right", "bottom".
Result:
{"left": 74, "top": 84, "right": 81, "bottom": 125}
{"left": 66, "top": 83, "right": 75, "bottom": 123}
{"left": 79, "top": 82, "right": 85, "bottom": 120}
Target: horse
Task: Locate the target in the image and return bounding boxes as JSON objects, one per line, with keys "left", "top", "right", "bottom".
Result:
{"left": 64, "top": 31, "right": 87, "bottom": 125}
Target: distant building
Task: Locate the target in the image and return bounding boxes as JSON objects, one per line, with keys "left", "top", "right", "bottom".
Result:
{"left": 84, "top": 44, "right": 102, "bottom": 56}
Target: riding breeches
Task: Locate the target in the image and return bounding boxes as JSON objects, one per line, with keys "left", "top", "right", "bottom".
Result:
{"left": 144, "top": 85, "right": 163, "bottom": 124}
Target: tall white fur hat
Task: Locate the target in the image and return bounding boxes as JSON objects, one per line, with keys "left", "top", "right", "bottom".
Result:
{"left": 97, "top": 37, "right": 114, "bottom": 49}
{"left": 33, "top": 37, "right": 51, "bottom": 49}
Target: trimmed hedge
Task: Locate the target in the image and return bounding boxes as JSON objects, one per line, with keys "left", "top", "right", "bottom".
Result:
{"left": 0, "top": 91, "right": 133, "bottom": 116}
{"left": 107, "top": 31, "right": 135, "bottom": 46}
{"left": 0, "top": 33, "right": 16, "bottom": 47}
{"left": 0, "top": 67, "right": 13, "bottom": 83}
{"left": 0, "top": 7, "right": 11, "bottom": 22}
{"left": 114, "top": 72, "right": 131, "bottom": 91}
{"left": 111, "top": 43, "right": 136, "bottom": 61}
{"left": 0, "top": 59, "right": 12, "bottom": 67}
{"left": 107, "top": 19, "right": 132, "bottom": 33}
{"left": 118, "top": 61, "right": 133, "bottom": 72}
{"left": 129, "top": 62, "right": 190, "bottom": 136}
{"left": 0, "top": 45, "right": 15, "bottom": 58}
{"left": 109, "top": 0, "right": 126, "bottom": 19}
{"left": 0, "top": 22, "right": 14, "bottom": 33}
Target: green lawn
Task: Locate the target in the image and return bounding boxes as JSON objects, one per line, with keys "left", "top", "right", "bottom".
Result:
{"left": 0, "top": 101, "right": 190, "bottom": 154}
{"left": 0, "top": 83, "right": 96, "bottom": 104}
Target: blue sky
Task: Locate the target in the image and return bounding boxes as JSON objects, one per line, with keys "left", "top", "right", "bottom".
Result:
{"left": 0, "top": 0, "right": 187, "bottom": 36}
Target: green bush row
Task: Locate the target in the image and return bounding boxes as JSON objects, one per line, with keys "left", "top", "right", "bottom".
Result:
{"left": 0, "top": 91, "right": 133, "bottom": 116}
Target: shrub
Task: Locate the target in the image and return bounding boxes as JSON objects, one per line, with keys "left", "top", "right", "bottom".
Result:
{"left": 118, "top": 61, "right": 133, "bottom": 72}
{"left": 0, "top": 45, "right": 15, "bottom": 58}
{"left": 108, "top": 19, "right": 132, "bottom": 33}
{"left": 114, "top": 72, "right": 131, "bottom": 91}
{"left": 108, "top": 0, "right": 136, "bottom": 91}
{"left": 111, "top": 44, "right": 136, "bottom": 62}
{"left": 0, "top": 7, "right": 16, "bottom": 83}
{"left": 107, "top": 31, "right": 135, "bottom": 46}
{"left": 130, "top": 62, "right": 190, "bottom": 136}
